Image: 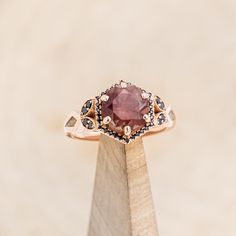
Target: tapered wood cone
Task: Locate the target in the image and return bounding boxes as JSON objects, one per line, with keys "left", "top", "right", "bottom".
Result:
{"left": 88, "top": 134, "right": 158, "bottom": 236}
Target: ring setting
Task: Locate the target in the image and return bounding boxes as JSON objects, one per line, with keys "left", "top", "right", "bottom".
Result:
{"left": 65, "top": 80, "right": 175, "bottom": 144}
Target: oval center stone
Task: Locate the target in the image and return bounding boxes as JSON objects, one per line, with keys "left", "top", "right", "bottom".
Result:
{"left": 101, "top": 84, "right": 150, "bottom": 136}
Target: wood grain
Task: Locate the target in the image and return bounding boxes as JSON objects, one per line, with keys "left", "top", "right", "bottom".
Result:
{"left": 88, "top": 134, "right": 158, "bottom": 236}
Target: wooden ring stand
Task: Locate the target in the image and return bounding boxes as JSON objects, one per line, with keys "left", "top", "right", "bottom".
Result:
{"left": 88, "top": 134, "right": 158, "bottom": 236}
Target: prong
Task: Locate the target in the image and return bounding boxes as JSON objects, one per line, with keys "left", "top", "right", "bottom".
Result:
{"left": 124, "top": 126, "right": 131, "bottom": 136}
{"left": 141, "top": 92, "right": 149, "bottom": 99}
{"left": 100, "top": 94, "right": 109, "bottom": 102}
{"left": 150, "top": 94, "right": 155, "bottom": 101}
{"left": 103, "top": 116, "right": 111, "bottom": 125}
{"left": 143, "top": 114, "right": 151, "bottom": 123}
{"left": 120, "top": 81, "right": 127, "bottom": 88}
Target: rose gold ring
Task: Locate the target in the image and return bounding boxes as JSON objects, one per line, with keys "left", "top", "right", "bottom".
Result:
{"left": 64, "top": 81, "right": 176, "bottom": 144}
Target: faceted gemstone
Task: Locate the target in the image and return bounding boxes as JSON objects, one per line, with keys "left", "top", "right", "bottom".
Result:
{"left": 82, "top": 118, "right": 94, "bottom": 129}
{"left": 81, "top": 99, "right": 92, "bottom": 116}
{"left": 156, "top": 96, "right": 165, "bottom": 110}
{"left": 86, "top": 100, "right": 92, "bottom": 108}
{"left": 81, "top": 107, "right": 88, "bottom": 115}
{"left": 157, "top": 113, "right": 166, "bottom": 125}
{"left": 101, "top": 84, "right": 150, "bottom": 136}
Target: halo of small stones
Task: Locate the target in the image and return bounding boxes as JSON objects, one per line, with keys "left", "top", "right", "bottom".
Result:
{"left": 95, "top": 81, "right": 155, "bottom": 144}
{"left": 81, "top": 99, "right": 95, "bottom": 130}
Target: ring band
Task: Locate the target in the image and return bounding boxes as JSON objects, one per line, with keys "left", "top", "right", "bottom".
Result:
{"left": 64, "top": 81, "right": 176, "bottom": 144}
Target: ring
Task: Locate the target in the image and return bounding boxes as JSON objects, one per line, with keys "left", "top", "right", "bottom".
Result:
{"left": 64, "top": 80, "right": 176, "bottom": 144}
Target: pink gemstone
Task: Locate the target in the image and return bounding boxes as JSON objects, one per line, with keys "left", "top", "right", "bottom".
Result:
{"left": 101, "top": 84, "right": 150, "bottom": 136}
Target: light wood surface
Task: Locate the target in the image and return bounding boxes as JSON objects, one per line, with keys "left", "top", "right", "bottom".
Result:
{"left": 88, "top": 134, "right": 158, "bottom": 236}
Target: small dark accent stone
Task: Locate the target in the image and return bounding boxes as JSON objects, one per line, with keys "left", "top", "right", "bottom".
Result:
{"left": 81, "top": 99, "right": 93, "bottom": 115}
{"left": 82, "top": 119, "right": 87, "bottom": 127}
{"left": 157, "top": 113, "right": 166, "bottom": 125}
{"left": 88, "top": 121, "right": 94, "bottom": 129}
{"left": 81, "top": 107, "right": 88, "bottom": 115}
{"left": 86, "top": 100, "right": 92, "bottom": 108}
{"left": 156, "top": 96, "right": 165, "bottom": 110}
{"left": 82, "top": 118, "right": 94, "bottom": 129}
